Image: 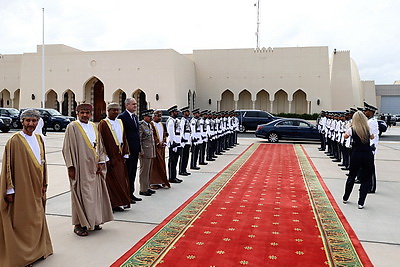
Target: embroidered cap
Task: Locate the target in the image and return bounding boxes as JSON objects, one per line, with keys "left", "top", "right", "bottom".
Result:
{"left": 76, "top": 103, "right": 93, "bottom": 112}
{"left": 106, "top": 102, "right": 120, "bottom": 111}
{"left": 20, "top": 109, "right": 41, "bottom": 121}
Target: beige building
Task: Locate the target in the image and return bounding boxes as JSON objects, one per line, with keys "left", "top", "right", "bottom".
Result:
{"left": 0, "top": 44, "right": 376, "bottom": 121}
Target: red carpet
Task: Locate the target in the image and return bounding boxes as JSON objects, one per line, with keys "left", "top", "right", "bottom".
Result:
{"left": 112, "top": 144, "right": 373, "bottom": 266}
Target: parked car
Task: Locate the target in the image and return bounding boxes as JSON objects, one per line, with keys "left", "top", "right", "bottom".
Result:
{"left": 0, "top": 107, "right": 20, "bottom": 128}
{"left": 16, "top": 108, "right": 75, "bottom": 131}
{"left": 0, "top": 116, "right": 12, "bottom": 132}
{"left": 377, "top": 120, "right": 387, "bottom": 137}
{"left": 378, "top": 114, "right": 397, "bottom": 126}
{"left": 235, "top": 110, "right": 279, "bottom": 132}
{"left": 255, "top": 118, "right": 320, "bottom": 143}
{"left": 394, "top": 114, "right": 400, "bottom": 122}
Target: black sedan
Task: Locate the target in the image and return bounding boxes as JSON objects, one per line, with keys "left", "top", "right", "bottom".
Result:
{"left": 255, "top": 118, "right": 319, "bottom": 142}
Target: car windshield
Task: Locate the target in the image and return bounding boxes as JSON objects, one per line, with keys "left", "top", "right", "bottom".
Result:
{"left": 7, "top": 109, "right": 19, "bottom": 115}
{"left": 46, "top": 109, "right": 62, "bottom": 116}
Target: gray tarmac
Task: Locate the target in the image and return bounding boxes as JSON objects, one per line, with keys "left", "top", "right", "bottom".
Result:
{"left": 1, "top": 126, "right": 399, "bottom": 267}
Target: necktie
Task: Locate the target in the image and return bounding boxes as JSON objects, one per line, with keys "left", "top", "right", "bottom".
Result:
{"left": 132, "top": 114, "right": 138, "bottom": 127}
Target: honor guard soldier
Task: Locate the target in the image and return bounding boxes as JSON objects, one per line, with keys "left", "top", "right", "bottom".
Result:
{"left": 179, "top": 106, "right": 191, "bottom": 176}
{"left": 324, "top": 112, "right": 333, "bottom": 156}
{"left": 206, "top": 111, "right": 216, "bottom": 161}
{"left": 198, "top": 110, "right": 208, "bottom": 165}
{"left": 317, "top": 110, "right": 327, "bottom": 151}
{"left": 233, "top": 111, "right": 240, "bottom": 145}
{"left": 228, "top": 110, "right": 235, "bottom": 148}
{"left": 190, "top": 109, "right": 202, "bottom": 170}
{"left": 166, "top": 105, "right": 183, "bottom": 183}
{"left": 220, "top": 111, "right": 227, "bottom": 151}
{"left": 340, "top": 110, "right": 352, "bottom": 170}
{"left": 215, "top": 112, "right": 223, "bottom": 154}
{"left": 363, "top": 102, "right": 379, "bottom": 193}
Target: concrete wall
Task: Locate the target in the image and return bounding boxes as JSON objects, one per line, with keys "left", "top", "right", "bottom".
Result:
{"left": 194, "top": 46, "right": 332, "bottom": 113}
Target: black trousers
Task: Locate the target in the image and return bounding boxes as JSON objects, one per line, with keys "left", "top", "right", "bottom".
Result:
{"left": 326, "top": 137, "right": 332, "bottom": 154}
{"left": 216, "top": 137, "right": 221, "bottom": 154}
{"left": 337, "top": 142, "right": 343, "bottom": 161}
{"left": 234, "top": 131, "right": 238, "bottom": 145}
{"left": 191, "top": 144, "right": 200, "bottom": 168}
{"left": 343, "top": 150, "right": 373, "bottom": 206}
{"left": 199, "top": 142, "right": 206, "bottom": 163}
{"left": 206, "top": 139, "right": 213, "bottom": 160}
{"left": 370, "top": 156, "right": 377, "bottom": 193}
{"left": 319, "top": 133, "right": 326, "bottom": 150}
{"left": 179, "top": 144, "right": 191, "bottom": 173}
{"left": 168, "top": 147, "right": 181, "bottom": 180}
{"left": 126, "top": 154, "right": 139, "bottom": 198}
{"left": 341, "top": 147, "right": 350, "bottom": 168}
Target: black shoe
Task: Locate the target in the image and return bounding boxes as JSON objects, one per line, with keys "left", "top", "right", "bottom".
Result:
{"left": 199, "top": 162, "right": 208, "bottom": 165}
{"left": 147, "top": 189, "right": 156, "bottom": 194}
{"left": 207, "top": 158, "right": 215, "bottom": 161}
{"left": 131, "top": 196, "right": 142, "bottom": 201}
{"left": 332, "top": 159, "right": 341, "bottom": 162}
{"left": 338, "top": 164, "right": 345, "bottom": 166}
{"left": 183, "top": 172, "right": 191, "bottom": 175}
{"left": 169, "top": 178, "right": 183, "bottom": 183}
{"left": 112, "top": 207, "right": 125, "bottom": 212}
{"left": 130, "top": 199, "right": 136, "bottom": 204}
{"left": 216, "top": 153, "right": 222, "bottom": 155}
{"left": 139, "top": 191, "right": 152, "bottom": 196}
{"left": 190, "top": 166, "right": 200, "bottom": 170}
{"left": 367, "top": 191, "right": 375, "bottom": 194}
{"left": 212, "top": 156, "right": 218, "bottom": 158}
{"left": 345, "top": 173, "right": 349, "bottom": 176}
{"left": 179, "top": 172, "right": 190, "bottom": 176}
{"left": 341, "top": 167, "right": 349, "bottom": 171}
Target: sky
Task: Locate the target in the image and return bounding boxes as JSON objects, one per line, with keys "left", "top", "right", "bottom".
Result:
{"left": 1, "top": 0, "right": 399, "bottom": 84}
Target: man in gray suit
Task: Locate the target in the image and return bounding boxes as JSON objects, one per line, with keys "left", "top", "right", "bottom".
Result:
{"left": 138, "top": 109, "right": 156, "bottom": 196}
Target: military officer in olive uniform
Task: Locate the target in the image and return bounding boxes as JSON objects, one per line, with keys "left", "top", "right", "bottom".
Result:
{"left": 138, "top": 109, "right": 156, "bottom": 196}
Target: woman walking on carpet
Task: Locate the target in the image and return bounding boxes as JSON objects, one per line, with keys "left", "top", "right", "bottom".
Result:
{"left": 342, "top": 111, "right": 374, "bottom": 209}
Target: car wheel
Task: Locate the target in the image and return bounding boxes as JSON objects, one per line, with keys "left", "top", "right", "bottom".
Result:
{"left": 268, "top": 132, "right": 279, "bottom": 143}
{"left": 1, "top": 127, "right": 10, "bottom": 133}
{"left": 53, "top": 122, "right": 62, "bottom": 132}
{"left": 12, "top": 121, "right": 19, "bottom": 128}
{"left": 238, "top": 125, "right": 246, "bottom": 133}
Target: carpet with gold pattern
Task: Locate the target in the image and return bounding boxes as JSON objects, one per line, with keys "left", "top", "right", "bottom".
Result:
{"left": 112, "top": 144, "right": 372, "bottom": 266}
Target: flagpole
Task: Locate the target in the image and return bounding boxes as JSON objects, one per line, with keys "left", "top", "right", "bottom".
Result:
{"left": 42, "top": 7, "right": 45, "bottom": 108}
{"left": 256, "top": 0, "right": 260, "bottom": 49}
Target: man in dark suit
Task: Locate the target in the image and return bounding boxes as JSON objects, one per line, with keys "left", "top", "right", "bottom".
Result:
{"left": 118, "top": 97, "right": 142, "bottom": 203}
